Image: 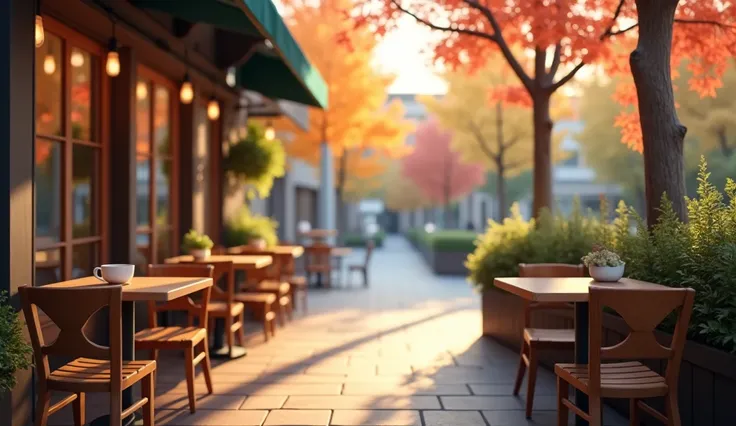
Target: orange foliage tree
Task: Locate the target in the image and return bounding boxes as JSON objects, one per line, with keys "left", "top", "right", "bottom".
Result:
{"left": 277, "top": 0, "right": 413, "bottom": 233}
{"left": 354, "top": 0, "right": 736, "bottom": 224}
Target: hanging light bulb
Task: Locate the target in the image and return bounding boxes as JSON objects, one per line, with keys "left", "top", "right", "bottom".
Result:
{"left": 105, "top": 21, "right": 120, "bottom": 77}
{"left": 35, "top": 15, "right": 45, "bottom": 48}
{"left": 70, "top": 50, "right": 85, "bottom": 68}
{"left": 207, "top": 97, "right": 220, "bottom": 120}
{"left": 136, "top": 81, "right": 148, "bottom": 100}
{"left": 43, "top": 53, "right": 56, "bottom": 75}
{"left": 179, "top": 72, "right": 193, "bottom": 104}
{"left": 238, "top": 126, "right": 248, "bottom": 139}
{"left": 225, "top": 67, "right": 236, "bottom": 87}
{"left": 265, "top": 121, "right": 275, "bottom": 141}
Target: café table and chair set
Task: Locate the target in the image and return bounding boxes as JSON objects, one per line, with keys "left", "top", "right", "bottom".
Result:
{"left": 299, "top": 229, "right": 374, "bottom": 288}
{"left": 495, "top": 264, "right": 695, "bottom": 426}
{"left": 20, "top": 243, "right": 308, "bottom": 426}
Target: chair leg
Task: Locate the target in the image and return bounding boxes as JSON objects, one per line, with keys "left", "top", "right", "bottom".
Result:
{"left": 277, "top": 302, "right": 286, "bottom": 327}
{"left": 225, "top": 316, "right": 234, "bottom": 358}
{"left": 525, "top": 346, "right": 538, "bottom": 419}
{"left": 235, "top": 312, "right": 245, "bottom": 346}
{"left": 302, "top": 290, "right": 307, "bottom": 313}
{"left": 270, "top": 317, "right": 277, "bottom": 337}
{"left": 630, "top": 399, "right": 639, "bottom": 426}
{"left": 109, "top": 391, "right": 122, "bottom": 426}
{"left": 184, "top": 346, "right": 196, "bottom": 413}
{"left": 363, "top": 269, "right": 368, "bottom": 287}
{"left": 665, "top": 392, "right": 681, "bottom": 426}
{"left": 141, "top": 373, "right": 154, "bottom": 426}
{"left": 262, "top": 308, "right": 270, "bottom": 342}
{"left": 72, "top": 392, "right": 85, "bottom": 426}
{"left": 200, "top": 338, "right": 214, "bottom": 395}
{"left": 557, "top": 377, "right": 569, "bottom": 426}
{"left": 35, "top": 387, "right": 50, "bottom": 426}
{"left": 513, "top": 342, "right": 527, "bottom": 396}
{"left": 589, "top": 397, "right": 603, "bottom": 426}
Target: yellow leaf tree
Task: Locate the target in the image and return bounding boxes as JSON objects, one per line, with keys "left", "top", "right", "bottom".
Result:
{"left": 277, "top": 0, "right": 413, "bottom": 233}
{"left": 420, "top": 59, "right": 562, "bottom": 220}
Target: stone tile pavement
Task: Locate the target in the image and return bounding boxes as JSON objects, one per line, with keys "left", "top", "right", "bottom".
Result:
{"left": 50, "top": 236, "right": 626, "bottom": 426}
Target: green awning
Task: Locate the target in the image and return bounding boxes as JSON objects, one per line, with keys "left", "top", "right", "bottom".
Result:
{"left": 132, "top": 0, "right": 328, "bottom": 109}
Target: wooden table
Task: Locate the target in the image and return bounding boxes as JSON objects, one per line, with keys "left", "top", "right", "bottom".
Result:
{"left": 493, "top": 277, "right": 668, "bottom": 426}
{"left": 299, "top": 229, "right": 337, "bottom": 243}
{"left": 46, "top": 276, "right": 212, "bottom": 426}
{"left": 164, "top": 255, "right": 272, "bottom": 358}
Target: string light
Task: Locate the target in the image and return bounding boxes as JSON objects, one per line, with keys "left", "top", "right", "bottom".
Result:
{"left": 265, "top": 121, "right": 275, "bottom": 141}
{"left": 70, "top": 50, "right": 85, "bottom": 68}
{"left": 105, "top": 20, "right": 120, "bottom": 77}
{"left": 35, "top": 15, "right": 45, "bottom": 48}
{"left": 43, "top": 53, "right": 56, "bottom": 75}
{"left": 180, "top": 72, "right": 193, "bottom": 104}
{"left": 136, "top": 81, "right": 148, "bottom": 100}
{"left": 207, "top": 96, "right": 220, "bottom": 120}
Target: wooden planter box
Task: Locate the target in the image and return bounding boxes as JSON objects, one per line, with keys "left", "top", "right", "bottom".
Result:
{"left": 415, "top": 244, "right": 469, "bottom": 276}
{"left": 482, "top": 287, "right": 736, "bottom": 426}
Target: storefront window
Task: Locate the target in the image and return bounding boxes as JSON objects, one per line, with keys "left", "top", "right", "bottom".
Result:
{"left": 34, "top": 24, "right": 105, "bottom": 284}
{"left": 136, "top": 67, "right": 177, "bottom": 270}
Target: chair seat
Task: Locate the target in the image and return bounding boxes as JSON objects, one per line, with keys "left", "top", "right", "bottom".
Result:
{"left": 523, "top": 328, "right": 575, "bottom": 345}
{"left": 252, "top": 280, "right": 290, "bottom": 296}
{"left": 555, "top": 361, "right": 668, "bottom": 398}
{"left": 306, "top": 265, "right": 331, "bottom": 273}
{"left": 235, "top": 292, "right": 277, "bottom": 304}
{"left": 48, "top": 357, "right": 156, "bottom": 393}
{"left": 348, "top": 264, "right": 365, "bottom": 271}
{"left": 207, "top": 301, "right": 245, "bottom": 317}
{"left": 135, "top": 326, "right": 206, "bottom": 348}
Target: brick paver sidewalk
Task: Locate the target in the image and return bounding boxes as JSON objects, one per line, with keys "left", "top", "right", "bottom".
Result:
{"left": 51, "top": 236, "right": 624, "bottom": 425}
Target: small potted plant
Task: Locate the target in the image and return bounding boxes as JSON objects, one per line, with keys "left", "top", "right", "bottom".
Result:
{"left": 0, "top": 291, "right": 32, "bottom": 395}
{"left": 182, "top": 229, "right": 214, "bottom": 260}
{"left": 582, "top": 245, "right": 625, "bottom": 282}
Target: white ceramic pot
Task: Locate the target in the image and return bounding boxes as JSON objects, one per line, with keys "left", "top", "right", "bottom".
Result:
{"left": 589, "top": 264, "right": 625, "bottom": 282}
{"left": 249, "top": 238, "right": 267, "bottom": 250}
{"left": 190, "top": 248, "right": 211, "bottom": 260}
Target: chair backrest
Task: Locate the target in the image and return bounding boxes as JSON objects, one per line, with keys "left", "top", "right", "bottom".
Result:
{"left": 588, "top": 286, "right": 695, "bottom": 394}
{"left": 147, "top": 264, "right": 213, "bottom": 328}
{"left": 180, "top": 261, "right": 235, "bottom": 308}
{"left": 364, "top": 240, "right": 375, "bottom": 268}
{"left": 20, "top": 285, "right": 123, "bottom": 390}
{"left": 518, "top": 263, "right": 584, "bottom": 278}
{"left": 236, "top": 247, "right": 282, "bottom": 281}
{"left": 305, "top": 243, "right": 332, "bottom": 269}
{"left": 518, "top": 263, "right": 584, "bottom": 327}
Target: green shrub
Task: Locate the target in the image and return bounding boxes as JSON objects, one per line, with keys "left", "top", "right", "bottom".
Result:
{"left": 181, "top": 229, "right": 214, "bottom": 252}
{"left": 224, "top": 122, "right": 286, "bottom": 199}
{"left": 0, "top": 291, "right": 32, "bottom": 393}
{"left": 467, "top": 158, "right": 736, "bottom": 353}
{"left": 423, "top": 230, "right": 477, "bottom": 252}
{"left": 343, "top": 231, "right": 385, "bottom": 247}
{"left": 224, "top": 207, "right": 279, "bottom": 248}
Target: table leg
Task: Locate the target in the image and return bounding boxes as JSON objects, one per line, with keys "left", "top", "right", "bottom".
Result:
{"left": 574, "top": 302, "right": 589, "bottom": 426}
{"left": 90, "top": 301, "right": 138, "bottom": 426}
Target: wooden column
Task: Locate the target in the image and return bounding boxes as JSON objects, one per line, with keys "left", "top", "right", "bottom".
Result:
{"left": 109, "top": 47, "right": 137, "bottom": 263}
{"left": 0, "top": 0, "right": 35, "bottom": 424}
{"left": 209, "top": 109, "right": 224, "bottom": 243}
{"left": 179, "top": 100, "right": 195, "bottom": 240}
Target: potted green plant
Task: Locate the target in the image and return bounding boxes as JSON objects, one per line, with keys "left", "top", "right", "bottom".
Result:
{"left": 0, "top": 291, "right": 32, "bottom": 395}
{"left": 224, "top": 207, "right": 278, "bottom": 249}
{"left": 582, "top": 245, "right": 625, "bottom": 282}
{"left": 224, "top": 122, "right": 286, "bottom": 199}
{"left": 182, "top": 229, "right": 214, "bottom": 260}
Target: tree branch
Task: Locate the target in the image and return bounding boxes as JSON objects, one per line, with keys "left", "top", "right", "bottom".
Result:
{"left": 388, "top": 0, "right": 496, "bottom": 41}
{"left": 461, "top": 0, "right": 533, "bottom": 92}
{"left": 467, "top": 121, "right": 499, "bottom": 163}
{"left": 550, "top": 61, "right": 585, "bottom": 92}
{"left": 547, "top": 43, "right": 561, "bottom": 82}
{"left": 606, "top": 17, "right": 736, "bottom": 38}
{"left": 502, "top": 135, "right": 520, "bottom": 151}
{"left": 600, "top": 0, "right": 627, "bottom": 40}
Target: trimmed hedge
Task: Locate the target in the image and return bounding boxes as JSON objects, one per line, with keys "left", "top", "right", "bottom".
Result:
{"left": 406, "top": 229, "right": 477, "bottom": 253}
{"left": 343, "top": 231, "right": 385, "bottom": 248}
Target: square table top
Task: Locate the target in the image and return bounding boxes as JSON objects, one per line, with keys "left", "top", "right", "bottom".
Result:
{"left": 331, "top": 247, "right": 353, "bottom": 257}
{"left": 164, "top": 255, "right": 272, "bottom": 270}
{"left": 43, "top": 276, "right": 213, "bottom": 302}
{"left": 299, "top": 229, "right": 337, "bottom": 238}
{"left": 493, "top": 277, "right": 670, "bottom": 303}
{"left": 227, "top": 245, "right": 304, "bottom": 258}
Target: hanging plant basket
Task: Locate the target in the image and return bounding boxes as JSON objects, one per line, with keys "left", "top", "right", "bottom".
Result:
{"left": 224, "top": 122, "right": 285, "bottom": 199}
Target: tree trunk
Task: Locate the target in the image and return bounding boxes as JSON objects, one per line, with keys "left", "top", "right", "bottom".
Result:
{"left": 443, "top": 154, "right": 452, "bottom": 228}
{"left": 531, "top": 92, "right": 553, "bottom": 218}
{"left": 495, "top": 102, "right": 506, "bottom": 221}
{"left": 630, "top": 0, "right": 687, "bottom": 225}
{"left": 716, "top": 127, "right": 733, "bottom": 157}
{"left": 496, "top": 168, "right": 506, "bottom": 221}
{"left": 336, "top": 150, "right": 348, "bottom": 240}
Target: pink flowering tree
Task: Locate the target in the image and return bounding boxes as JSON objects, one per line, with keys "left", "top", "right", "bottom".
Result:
{"left": 402, "top": 118, "right": 485, "bottom": 228}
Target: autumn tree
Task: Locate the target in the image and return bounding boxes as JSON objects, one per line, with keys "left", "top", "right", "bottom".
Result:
{"left": 402, "top": 118, "right": 485, "bottom": 227}
{"left": 381, "top": 163, "right": 429, "bottom": 211}
{"left": 277, "top": 0, "right": 412, "bottom": 234}
{"left": 355, "top": 0, "right": 736, "bottom": 224}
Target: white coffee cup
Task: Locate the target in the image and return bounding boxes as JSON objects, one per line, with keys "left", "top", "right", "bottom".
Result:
{"left": 93, "top": 264, "right": 135, "bottom": 284}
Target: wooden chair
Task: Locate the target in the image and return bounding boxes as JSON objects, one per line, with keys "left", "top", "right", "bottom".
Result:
{"left": 347, "top": 240, "right": 375, "bottom": 287}
{"left": 135, "top": 264, "right": 214, "bottom": 413}
{"left": 20, "top": 285, "right": 156, "bottom": 426}
{"left": 305, "top": 243, "right": 333, "bottom": 287}
{"left": 236, "top": 247, "right": 293, "bottom": 325}
{"left": 184, "top": 260, "right": 245, "bottom": 357}
{"left": 555, "top": 286, "right": 695, "bottom": 426}
{"left": 514, "top": 263, "right": 584, "bottom": 419}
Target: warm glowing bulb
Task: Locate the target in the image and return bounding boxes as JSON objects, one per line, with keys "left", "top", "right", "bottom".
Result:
{"left": 238, "top": 126, "right": 248, "bottom": 139}
{"left": 43, "top": 54, "right": 56, "bottom": 75}
{"left": 265, "top": 126, "right": 275, "bottom": 141}
{"left": 207, "top": 99, "right": 220, "bottom": 120}
{"left": 105, "top": 51, "right": 120, "bottom": 77}
{"left": 70, "top": 51, "right": 85, "bottom": 68}
{"left": 136, "top": 81, "right": 148, "bottom": 100}
{"left": 229, "top": 129, "right": 238, "bottom": 143}
{"left": 35, "top": 15, "right": 45, "bottom": 48}
{"left": 180, "top": 81, "right": 193, "bottom": 104}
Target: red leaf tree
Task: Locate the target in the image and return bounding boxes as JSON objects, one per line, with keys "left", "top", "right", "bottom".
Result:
{"left": 402, "top": 118, "right": 485, "bottom": 228}
{"left": 354, "top": 0, "right": 736, "bottom": 224}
